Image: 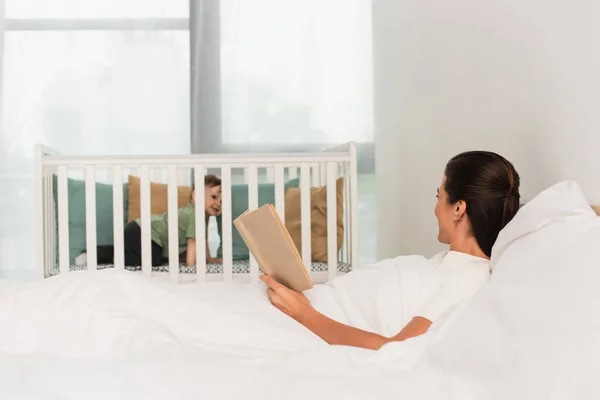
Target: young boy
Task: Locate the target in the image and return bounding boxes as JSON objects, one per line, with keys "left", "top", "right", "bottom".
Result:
{"left": 123, "top": 175, "right": 222, "bottom": 267}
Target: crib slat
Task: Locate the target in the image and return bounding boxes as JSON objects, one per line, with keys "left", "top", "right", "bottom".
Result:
{"left": 300, "top": 164, "right": 312, "bottom": 272}
{"left": 221, "top": 165, "right": 233, "bottom": 282}
{"left": 342, "top": 163, "right": 349, "bottom": 264}
{"left": 112, "top": 166, "right": 125, "bottom": 270}
{"left": 50, "top": 176, "right": 55, "bottom": 274}
{"left": 326, "top": 162, "right": 337, "bottom": 282}
{"left": 85, "top": 166, "right": 98, "bottom": 272}
{"left": 41, "top": 176, "right": 47, "bottom": 274}
{"left": 51, "top": 174, "right": 57, "bottom": 275}
{"left": 35, "top": 151, "right": 46, "bottom": 279}
{"left": 274, "top": 163, "right": 285, "bottom": 223}
{"left": 247, "top": 164, "right": 259, "bottom": 283}
{"left": 167, "top": 165, "right": 179, "bottom": 283}
{"left": 349, "top": 143, "right": 359, "bottom": 270}
{"left": 194, "top": 165, "right": 207, "bottom": 281}
{"left": 140, "top": 165, "right": 152, "bottom": 278}
{"left": 57, "top": 167, "right": 69, "bottom": 275}
{"left": 50, "top": 174, "right": 56, "bottom": 275}
{"left": 43, "top": 176, "right": 50, "bottom": 275}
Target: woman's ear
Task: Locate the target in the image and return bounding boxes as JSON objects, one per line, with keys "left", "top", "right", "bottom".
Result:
{"left": 454, "top": 200, "right": 467, "bottom": 221}
{"left": 191, "top": 190, "right": 196, "bottom": 202}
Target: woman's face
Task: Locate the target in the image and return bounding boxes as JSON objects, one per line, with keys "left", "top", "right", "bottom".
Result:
{"left": 435, "top": 175, "right": 456, "bottom": 244}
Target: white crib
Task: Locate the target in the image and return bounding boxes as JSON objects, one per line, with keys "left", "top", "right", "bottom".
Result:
{"left": 35, "top": 143, "right": 359, "bottom": 284}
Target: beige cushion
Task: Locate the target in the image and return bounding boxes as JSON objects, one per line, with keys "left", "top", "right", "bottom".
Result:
{"left": 285, "top": 178, "right": 344, "bottom": 262}
{"left": 127, "top": 175, "right": 193, "bottom": 223}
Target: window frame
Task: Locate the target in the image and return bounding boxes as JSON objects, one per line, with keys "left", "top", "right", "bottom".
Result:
{"left": 3, "top": 19, "right": 188, "bottom": 31}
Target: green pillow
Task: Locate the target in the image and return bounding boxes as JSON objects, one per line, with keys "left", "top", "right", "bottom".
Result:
{"left": 53, "top": 176, "right": 129, "bottom": 265}
{"left": 219, "top": 179, "right": 299, "bottom": 260}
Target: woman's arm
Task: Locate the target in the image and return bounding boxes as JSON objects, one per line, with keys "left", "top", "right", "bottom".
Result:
{"left": 300, "top": 312, "right": 431, "bottom": 350}
{"left": 261, "top": 275, "right": 432, "bottom": 350}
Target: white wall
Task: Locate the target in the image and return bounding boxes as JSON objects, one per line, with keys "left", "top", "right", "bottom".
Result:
{"left": 373, "top": 0, "right": 600, "bottom": 259}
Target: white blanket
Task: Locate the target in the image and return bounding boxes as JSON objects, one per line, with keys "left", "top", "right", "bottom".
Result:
{"left": 0, "top": 255, "right": 442, "bottom": 399}
{"left": 307, "top": 254, "right": 441, "bottom": 336}
{"left": 5, "top": 180, "right": 597, "bottom": 399}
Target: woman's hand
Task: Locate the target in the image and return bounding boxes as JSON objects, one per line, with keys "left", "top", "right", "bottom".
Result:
{"left": 260, "top": 275, "right": 314, "bottom": 323}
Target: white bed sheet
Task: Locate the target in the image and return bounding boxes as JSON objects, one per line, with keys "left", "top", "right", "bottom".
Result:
{"left": 2, "top": 180, "right": 600, "bottom": 400}
{"left": 0, "top": 255, "right": 440, "bottom": 400}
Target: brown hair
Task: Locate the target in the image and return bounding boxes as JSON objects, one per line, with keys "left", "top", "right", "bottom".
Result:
{"left": 444, "top": 151, "right": 520, "bottom": 257}
{"left": 191, "top": 174, "right": 221, "bottom": 196}
{"left": 203, "top": 174, "right": 221, "bottom": 188}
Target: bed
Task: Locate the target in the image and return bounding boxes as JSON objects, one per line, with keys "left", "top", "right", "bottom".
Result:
{"left": 34, "top": 142, "right": 359, "bottom": 284}
{"left": 5, "top": 167, "right": 599, "bottom": 398}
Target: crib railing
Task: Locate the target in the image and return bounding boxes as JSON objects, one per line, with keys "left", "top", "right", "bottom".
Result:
{"left": 35, "top": 143, "right": 359, "bottom": 284}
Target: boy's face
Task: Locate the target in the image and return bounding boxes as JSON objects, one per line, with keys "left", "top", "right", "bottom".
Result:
{"left": 203, "top": 185, "right": 222, "bottom": 216}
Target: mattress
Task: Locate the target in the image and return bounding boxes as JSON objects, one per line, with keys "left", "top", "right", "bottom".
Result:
{"left": 50, "top": 260, "right": 352, "bottom": 276}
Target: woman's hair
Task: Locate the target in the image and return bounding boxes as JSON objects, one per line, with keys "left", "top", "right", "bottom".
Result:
{"left": 191, "top": 174, "right": 221, "bottom": 194}
{"left": 444, "top": 151, "right": 520, "bottom": 257}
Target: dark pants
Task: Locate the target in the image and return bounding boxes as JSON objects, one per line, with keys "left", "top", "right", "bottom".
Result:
{"left": 124, "top": 221, "right": 164, "bottom": 267}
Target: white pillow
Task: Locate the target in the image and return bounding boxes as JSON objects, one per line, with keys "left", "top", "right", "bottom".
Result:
{"left": 490, "top": 180, "right": 596, "bottom": 271}
{"left": 416, "top": 181, "right": 600, "bottom": 399}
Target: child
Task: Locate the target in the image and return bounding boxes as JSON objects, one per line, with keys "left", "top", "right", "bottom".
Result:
{"left": 123, "top": 175, "right": 222, "bottom": 267}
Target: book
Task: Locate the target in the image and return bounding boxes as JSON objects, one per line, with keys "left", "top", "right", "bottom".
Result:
{"left": 233, "top": 204, "right": 314, "bottom": 292}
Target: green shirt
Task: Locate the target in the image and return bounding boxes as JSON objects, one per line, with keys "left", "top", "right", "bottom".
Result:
{"left": 136, "top": 203, "right": 222, "bottom": 259}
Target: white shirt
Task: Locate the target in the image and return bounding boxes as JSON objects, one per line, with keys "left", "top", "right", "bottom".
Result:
{"left": 416, "top": 250, "right": 491, "bottom": 322}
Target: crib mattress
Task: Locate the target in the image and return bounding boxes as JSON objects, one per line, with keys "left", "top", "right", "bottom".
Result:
{"left": 50, "top": 260, "right": 352, "bottom": 276}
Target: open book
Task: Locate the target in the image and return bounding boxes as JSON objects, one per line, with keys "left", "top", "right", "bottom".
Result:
{"left": 234, "top": 204, "right": 314, "bottom": 292}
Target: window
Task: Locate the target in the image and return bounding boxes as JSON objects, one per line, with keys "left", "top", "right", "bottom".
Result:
{"left": 0, "top": 0, "right": 191, "bottom": 278}
{"left": 2, "top": 0, "right": 190, "bottom": 156}
{"left": 192, "top": 0, "right": 374, "bottom": 160}
{"left": 219, "top": 0, "right": 373, "bottom": 146}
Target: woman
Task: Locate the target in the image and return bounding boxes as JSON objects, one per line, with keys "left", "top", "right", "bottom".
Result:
{"left": 262, "top": 151, "right": 521, "bottom": 350}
